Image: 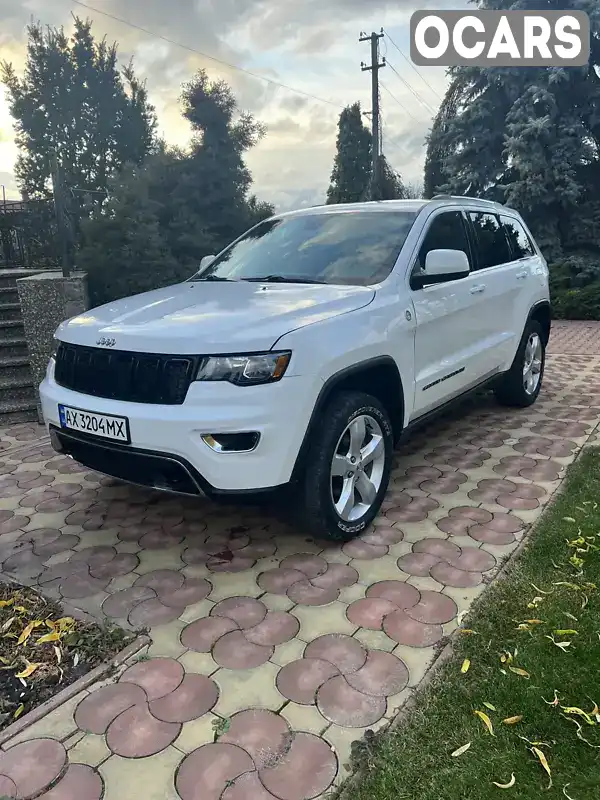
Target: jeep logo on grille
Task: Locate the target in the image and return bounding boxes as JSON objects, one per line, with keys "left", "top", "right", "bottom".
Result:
{"left": 96, "top": 337, "right": 116, "bottom": 347}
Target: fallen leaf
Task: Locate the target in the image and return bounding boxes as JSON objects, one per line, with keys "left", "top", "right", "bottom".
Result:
{"left": 500, "top": 651, "right": 513, "bottom": 664}
{"left": 503, "top": 716, "right": 523, "bottom": 725}
{"left": 0, "top": 598, "right": 15, "bottom": 608}
{"left": 526, "top": 619, "right": 545, "bottom": 625}
{"left": 483, "top": 702, "right": 497, "bottom": 712}
{"left": 563, "top": 612, "right": 578, "bottom": 622}
{"left": 36, "top": 631, "right": 61, "bottom": 644}
{"left": 451, "top": 742, "right": 471, "bottom": 757}
{"left": 53, "top": 645, "right": 62, "bottom": 664}
{"left": 563, "top": 716, "right": 600, "bottom": 748}
{"left": 461, "top": 659, "right": 470, "bottom": 674}
{"left": 531, "top": 746, "right": 552, "bottom": 789}
{"left": 531, "top": 583, "right": 553, "bottom": 595}
{"left": 493, "top": 773, "right": 516, "bottom": 789}
{"left": 13, "top": 703, "right": 24, "bottom": 720}
{"left": 16, "top": 620, "right": 43, "bottom": 646}
{"left": 509, "top": 667, "right": 530, "bottom": 679}
{"left": 542, "top": 690, "right": 560, "bottom": 706}
{"left": 15, "top": 661, "right": 41, "bottom": 678}
{"left": 474, "top": 710, "right": 495, "bottom": 736}
{"left": 563, "top": 784, "right": 576, "bottom": 800}
{"left": 1, "top": 616, "right": 15, "bottom": 634}
{"left": 563, "top": 517, "right": 576, "bottom": 523}
{"left": 554, "top": 630, "right": 578, "bottom": 636}
{"left": 561, "top": 706, "right": 595, "bottom": 726}
{"left": 457, "top": 610, "right": 468, "bottom": 625}
{"left": 460, "top": 629, "right": 478, "bottom": 635}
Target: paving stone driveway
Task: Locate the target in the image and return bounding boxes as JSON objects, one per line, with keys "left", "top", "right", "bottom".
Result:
{"left": 1, "top": 320, "right": 599, "bottom": 799}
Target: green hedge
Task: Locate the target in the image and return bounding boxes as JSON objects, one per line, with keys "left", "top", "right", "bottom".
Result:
{"left": 549, "top": 253, "right": 600, "bottom": 320}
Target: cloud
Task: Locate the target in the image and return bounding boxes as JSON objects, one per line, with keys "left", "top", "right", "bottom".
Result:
{"left": 0, "top": 0, "right": 451, "bottom": 210}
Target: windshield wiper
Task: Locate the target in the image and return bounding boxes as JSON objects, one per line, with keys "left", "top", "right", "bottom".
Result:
{"left": 243, "top": 275, "right": 327, "bottom": 284}
{"left": 192, "top": 275, "right": 235, "bottom": 282}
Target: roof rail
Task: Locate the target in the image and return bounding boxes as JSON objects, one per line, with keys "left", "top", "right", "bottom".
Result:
{"left": 430, "top": 194, "right": 502, "bottom": 207}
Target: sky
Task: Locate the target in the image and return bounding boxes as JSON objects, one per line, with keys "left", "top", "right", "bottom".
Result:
{"left": 0, "top": 0, "right": 463, "bottom": 210}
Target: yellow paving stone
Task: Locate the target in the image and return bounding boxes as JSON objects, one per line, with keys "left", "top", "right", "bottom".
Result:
{"left": 319, "top": 548, "right": 351, "bottom": 565}
{"left": 385, "top": 687, "right": 413, "bottom": 718}
{"left": 107, "top": 572, "right": 138, "bottom": 593}
{"left": 181, "top": 563, "right": 210, "bottom": 580}
{"left": 178, "top": 650, "right": 220, "bottom": 675}
{"left": 134, "top": 547, "right": 184, "bottom": 575}
{"left": 480, "top": 541, "right": 520, "bottom": 561}
{"left": 260, "top": 593, "right": 295, "bottom": 612}
{"left": 44, "top": 550, "right": 76, "bottom": 567}
{"left": 178, "top": 598, "right": 214, "bottom": 624}
{"left": 114, "top": 540, "right": 141, "bottom": 555}
{"left": 100, "top": 746, "right": 181, "bottom": 800}
{"left": 174, "top": 713, "right": 219, "bottom": 753}
{"left": 24, "top": 512, "right": 74, "bottom": 531}
{"left": 68, "top": 733, "right": 111, "bottom": 767}
{"left": 353, "top": 628, "right": 396, "bottom": 653}
{"left": 281, "top": 702, "right": 329, "bottom": 735}
{"left": 213, "top": 662, "right": 284, "bottom": 717}
{"left": 207, "top": 569, "right": 263, "bottom": 602}
{"left": 406, "top": 575, "right": 445, "bottom": 593}
{"left": 352, "top": 558, "right": 411, "bottom": 586}
{"left": 439, "top": 583, "right": 486, "bottom": 613}
{"left": 392, "top": 644, "right": 437, "bottom": 688}
{"left": 295, "top": 602, "right": 357, "bottom": 642}
{"left": 270, "top": 638, "right": 306, "bottom": 667}
{"left": 148, "top": 622, "right": 187, "bottom": 659}
{"left": 3, "top": 693, "right": 83, "bottom": 746}
{"left": 337, "top": 583, "right": 365, "bottom": 605}
{"left": 323, "top": 717, "right": 388, "bottom": 780}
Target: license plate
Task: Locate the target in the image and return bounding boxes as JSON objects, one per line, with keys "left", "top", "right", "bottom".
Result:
{"left": 58, "top": 404, "right": 130, "bottom": 443}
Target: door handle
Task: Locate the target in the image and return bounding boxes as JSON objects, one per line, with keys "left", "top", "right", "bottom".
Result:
{"left": 470, "top": 285, "right": 486, "bottom": 294}
{"left": 516, "top": 270, "right": 528, "bottom": 279}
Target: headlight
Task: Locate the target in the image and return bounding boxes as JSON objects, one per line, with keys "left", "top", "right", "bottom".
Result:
{"left": 195, "top": 351, "right": 291, "bottom": 386}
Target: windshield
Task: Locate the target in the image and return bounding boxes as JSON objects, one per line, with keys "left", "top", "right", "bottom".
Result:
{"left": 190, "top": 210, "right": 417, "bottom": 286}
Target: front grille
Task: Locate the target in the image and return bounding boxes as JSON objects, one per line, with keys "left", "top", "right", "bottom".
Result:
{"left": 54, "top": 343, "right": 199, "bottom": 404}
{"left": 51, "top": 427, "right": 202, "bottom": 495}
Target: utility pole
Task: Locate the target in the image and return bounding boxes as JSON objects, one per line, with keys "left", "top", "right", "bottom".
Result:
{"left": 360, "top": 30, "right": 385, "bottom": 200}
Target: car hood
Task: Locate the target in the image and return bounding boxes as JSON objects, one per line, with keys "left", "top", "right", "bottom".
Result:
{"left": 56, "top": 280, "right": 375, "bottom": 354}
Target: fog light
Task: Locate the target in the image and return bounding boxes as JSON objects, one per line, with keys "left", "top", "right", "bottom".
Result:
{"left": 201, "top": 432, "right": 260, "bottom": 453}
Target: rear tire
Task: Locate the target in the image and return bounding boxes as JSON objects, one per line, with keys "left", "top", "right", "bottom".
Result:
{"left": 298, "top": 391, "right": 394, "bottom": 542}
{"left": 494, "top": 319, "right": 545, "bottom": 408}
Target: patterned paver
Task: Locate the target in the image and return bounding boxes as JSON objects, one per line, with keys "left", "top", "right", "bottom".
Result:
{"left": 0, "top": 323, "right": 599, "bottom": 798}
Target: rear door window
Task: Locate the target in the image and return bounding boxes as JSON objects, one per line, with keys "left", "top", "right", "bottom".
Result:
{"left": 500, "top": 215, "right": 535, "bottom": 259}
{"left": 468, "top": 212, "right": 512, "bottom": 269}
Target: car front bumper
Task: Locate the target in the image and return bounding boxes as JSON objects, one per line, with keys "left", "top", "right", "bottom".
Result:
{"left": 40, "top": 359, "right": 318, "bottom": 493}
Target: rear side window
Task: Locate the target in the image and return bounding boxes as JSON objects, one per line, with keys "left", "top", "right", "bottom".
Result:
{"left": 469, "top": 212, "right": 511, "bottom": 269}
{"left": 417, "top": 211, "right": 471, "bottom": 271}
{"left": 500, "top": 215, "right": 535, "bottom": 259}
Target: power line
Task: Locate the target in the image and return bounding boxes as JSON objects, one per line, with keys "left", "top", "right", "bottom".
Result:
{"left": 380, "top": 81, "right": 419, "bottom": 123}
{"left": 383, "top": 29, "right": 444, "bottom": 101}
{"left": 385, "top": 59, "right": 436, "bottom": 116}
{"left": 69, "top": 0, "right": 343, "bottom": 109}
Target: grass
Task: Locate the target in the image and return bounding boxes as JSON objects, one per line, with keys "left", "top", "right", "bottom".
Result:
{"left": 342, "top": 448, "right": 600, "bottom": 800}
{"left": 0, "top": 582, "right": 132, "bottom": 731}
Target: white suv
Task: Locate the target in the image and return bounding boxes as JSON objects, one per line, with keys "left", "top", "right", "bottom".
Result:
{"left": 40, "top": 196, "right": 550, "bottom": 541}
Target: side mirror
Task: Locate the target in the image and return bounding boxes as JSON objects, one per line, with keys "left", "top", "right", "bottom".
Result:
{"left": 200, "top": 255, "right": 216, "bottom": 270}
{"left": 412, "top": 249, "right": 470, "bottom": 289}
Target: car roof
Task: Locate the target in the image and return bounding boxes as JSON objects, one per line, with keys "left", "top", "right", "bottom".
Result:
{"left": 274, "top": 196, "right": 519, "bottom": 220}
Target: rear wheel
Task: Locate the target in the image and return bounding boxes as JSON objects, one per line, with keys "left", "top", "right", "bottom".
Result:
{"left": 494, "top": 319, "right": 545, "bottom": 408}
{"left": 299, "top": 391, "right": 394, "bottom": 541}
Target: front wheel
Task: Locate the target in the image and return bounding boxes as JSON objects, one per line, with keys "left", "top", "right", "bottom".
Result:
{"left": 494, "top": 319, "right": 546, "bottom": 408}
{"left": 299, "top": 391, "right": 394, "bottom": 541}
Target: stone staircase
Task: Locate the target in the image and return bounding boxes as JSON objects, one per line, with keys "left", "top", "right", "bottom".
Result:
{"left": 0, "top": 269, "right": 42, "bottom": 424}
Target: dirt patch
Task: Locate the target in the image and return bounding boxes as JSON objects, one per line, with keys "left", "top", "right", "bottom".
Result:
{"left": 0, "top": 581, "right": 132, "bottom": 731}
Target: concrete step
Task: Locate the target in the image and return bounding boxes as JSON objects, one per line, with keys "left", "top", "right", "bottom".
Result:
{"left": 0, "top": 269, "right": 41, "bottom": 290}
{"left": 0, "top": 382, "right": 36, "bottom": 404}
{"left": 0, "top": 397, "right": 38, "bottom": 425}
{"left": 0, "top": 320, "right": 25, "bottom": 341}
{"left": 0, "top": 338, "right": 29, "bottom": 358}
{"left": 0, "top": 287, "right": 20, "bottom": 305}
{"left": 0, "top": 355, "right": 34, "bottom": 383}
{"left": 0, "top": 302, "right": 23, "bottom": 322}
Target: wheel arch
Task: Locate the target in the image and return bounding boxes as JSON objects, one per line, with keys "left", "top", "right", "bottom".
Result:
{"left": 527, "top": 300, "right": 551, "bottom": 346}
{"left": 291, "top": 356, "right": 405, "bottom": 481}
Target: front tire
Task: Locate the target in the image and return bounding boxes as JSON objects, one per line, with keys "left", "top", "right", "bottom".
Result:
{"left": 299, "top": 391, "right": 394, "bottom": 541}
{"left": 494, "top": 319, "right": 545, "bottom": 408}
